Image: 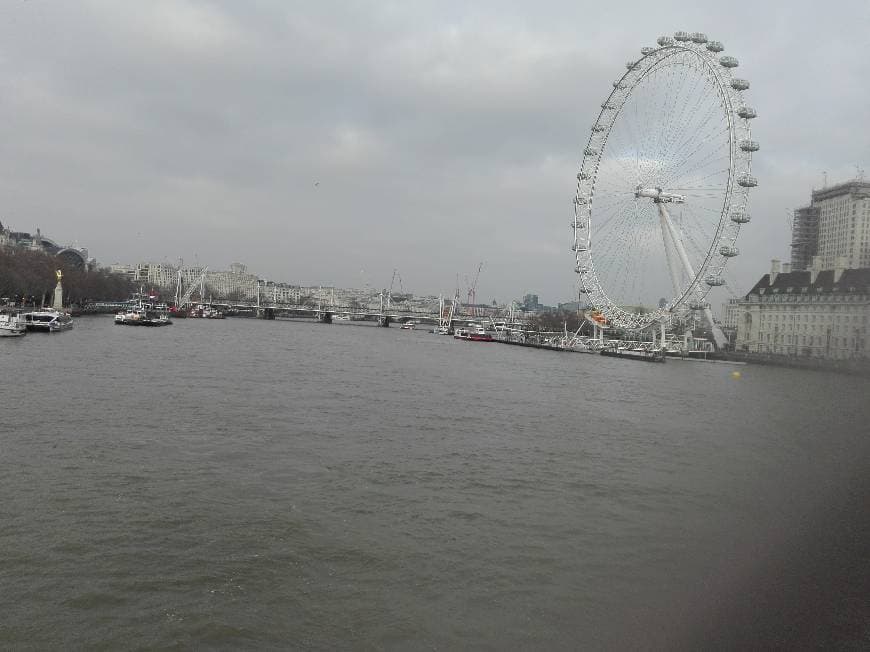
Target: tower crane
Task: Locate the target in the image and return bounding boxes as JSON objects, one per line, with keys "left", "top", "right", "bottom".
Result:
{"left": 466, "top": 262, "right": 483, "bottom": 317}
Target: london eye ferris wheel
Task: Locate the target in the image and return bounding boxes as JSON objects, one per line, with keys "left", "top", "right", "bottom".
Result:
{"left": 572, "top": 31, "right": 758, "bottom": 340}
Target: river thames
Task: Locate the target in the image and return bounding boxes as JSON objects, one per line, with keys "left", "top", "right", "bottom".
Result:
{"left": 2, "top": 316, "right": 869, "bottom": 649}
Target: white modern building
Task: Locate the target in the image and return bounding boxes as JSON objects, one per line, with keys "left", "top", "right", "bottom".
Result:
{"left": 811, "top": 180, "right": 870, "bottom": 270}
{"left": 204, "top": 264, "right": 258, "bottom": 300}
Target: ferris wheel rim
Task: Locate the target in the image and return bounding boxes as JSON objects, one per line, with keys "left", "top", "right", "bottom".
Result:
{"left": 572, "top": 34, "right": 755, "bottom": 331}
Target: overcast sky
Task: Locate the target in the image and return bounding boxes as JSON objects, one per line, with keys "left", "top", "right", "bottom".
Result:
{"left": 0, "top": 0, "right": 867, "bottom": 305}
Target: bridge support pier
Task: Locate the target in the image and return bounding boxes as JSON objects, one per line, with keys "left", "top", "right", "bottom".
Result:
{"left": 316, "top": 311, "right": 333, "bottom": 324}
{"left": 258, "top": 307, "right": 275, "bottom": 320}
{"left": 377, "top": 315, "right": 391, "bottom": 327}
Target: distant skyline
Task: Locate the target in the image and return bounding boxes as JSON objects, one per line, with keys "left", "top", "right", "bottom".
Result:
{"left": 0, "top": 1, "right": 867, "bottom": 306}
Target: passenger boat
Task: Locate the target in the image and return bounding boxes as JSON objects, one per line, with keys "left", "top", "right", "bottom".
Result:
{"left": 400, "top": 320, "right": 416, "bottom": 330}
{"left": 115, "top": 309, "right": 171, "bottom": 326}
{"left": 115, "top": 299, "right": 172, "bottom": 326}
{"left": 0, "top": 311, "right": 27, "bottom": 337}
{"left": 22, "top": 309, "right": 74, "bottom": 332}
{"left": 454, "top": 324, "right": 493, "bottom": 342}
{"left": 188, "top": 304, "right": 225, "bottom": 319}
{"left": 600, "top": 341, "right": 665, "bottom": 362}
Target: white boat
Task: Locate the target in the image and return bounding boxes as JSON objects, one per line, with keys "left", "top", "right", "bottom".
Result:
{"left": 0, "top": 311, "right": 27, "bottom": 337}
{"left": 23, "top": 309, "right": 73, "bottom": 332}
{"left": 115, "top": 305, "right": 172, "bottom": 326}
{"left": 400, "top": 320, "right": 416, "bottom": 330}
{"left": 453, "top": 324, "right": 493, "bottom": 341}
{"left": 189, "top": 304, "right": 225, "bottom": 319}
{"left": 115, "top": 293, "right": 173, "bottom": 327}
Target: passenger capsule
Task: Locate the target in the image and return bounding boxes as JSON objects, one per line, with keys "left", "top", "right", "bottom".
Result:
{"left": 574, "top": 264, "right": 588, "bottom": 274}
{"left": 571, "top": 219, "right": 586, "bottom": 229}
{"left": 704, "top": 275, "right": 726, "bottom": 287}
{"left": 737, "top": 105, "right": 757, "bottom": 119}
{"left": 719, "top": 245, "right": 740, "bottom": 257}
{"left": 613, "top": 81, "right": 627, "bottom": 89}
{"left": 572, "top": 242, "right": 588, "bottom": 252}
{"left": 690, "top": 32, "right": 708, "bottom": 44}
{"left": 739, "top": 139, "right": 760, "bottom": 152}
{"left": 592, "top": 124, "right": 606, "bottom": 132}
{"left": 584, "top": 147, "right": 598, "bottom": 156}
{"left": 674, "top": 31, "right": 691, "bottom": 42}
{"left": 689, "top": 299, "right": 710, "bottom": 310}
{"left": 706, "top": 41, "right": 724, "bottom": 52}
{"left": 719, "top": 55, "right": 738, "bottom": 68}
{"left": 626, "top": 60, "right": 638, "bottom": 69}
{"left": 573, "top": 195, "right": 587, "bottom": 205}
{"left": 731, "top": 78, "right": 750, "bottom": 91}
{"left": 657, "top": 36, "right": 674, "bottom": 46}
{"left": 577, "top": 171, "right": 590, "bottom": 180}
{"left": 601, "top": 101, "right": 617, "bottom": 110}
{"left": 641, "top": 46, "right": 655, "bottom": 56}
{"left": 737, "top": 174, "right": 758, "bottom": 188}
{"left": 730, "top": 210, "right": 751, "bottom": 224}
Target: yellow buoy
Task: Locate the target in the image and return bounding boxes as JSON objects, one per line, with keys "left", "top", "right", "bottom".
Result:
{"left": 730, "top": 370, "right": 742, "bottom": 379}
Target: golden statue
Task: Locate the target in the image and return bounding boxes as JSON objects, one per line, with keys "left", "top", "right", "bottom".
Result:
{"left": 55, "top": 269, "right": 63, "bottom": 282}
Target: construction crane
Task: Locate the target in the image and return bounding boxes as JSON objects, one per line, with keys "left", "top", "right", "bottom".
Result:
{"left": 466, "top": 262, "right": 483, "bottom": 317}
{"left": 379, "top": 269, "right": 403, "bottom": 314}
{"left": 442, "top": 279, "right": 461, "bottom": 333}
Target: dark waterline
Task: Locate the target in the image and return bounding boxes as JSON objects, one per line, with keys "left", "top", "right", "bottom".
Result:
{"left": 2, "top": 316, "right": 869, "bottom": 649}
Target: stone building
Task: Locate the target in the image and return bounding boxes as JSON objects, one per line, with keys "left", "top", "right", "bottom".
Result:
{"left": 721, "top": 297, "right": 742, "bottom": 329}
{"left": 735, "top": 258, "right": 870, "bottom": 359}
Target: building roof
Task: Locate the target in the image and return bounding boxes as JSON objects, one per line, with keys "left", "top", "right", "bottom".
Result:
{"left": 746, "top": 268, "right": 870, "bottom": 297}
{"left": 811, "top": 180, "right": 870, "bottom": 203}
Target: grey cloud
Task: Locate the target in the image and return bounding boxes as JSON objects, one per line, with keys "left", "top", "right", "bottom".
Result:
{"left": 0, "top": 0, "right": 867, "bottom": 305}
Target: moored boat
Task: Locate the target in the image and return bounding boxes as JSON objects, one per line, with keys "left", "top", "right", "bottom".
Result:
{"left": 23, "top": 309, "right": 73, "bottom": 332}
{"left": 115, "top": 309, "right": 171, "bottom": 326}
{"left": 115, "top": 298, "right": 172, "bottom": 326}
{"left": 600, "top": 341, "right": 665, "bottom": 362}
{"left": 188, "top": 304, "right": 225, "bottom": 319}
{"left": 454, "top": 324, "right": 493, "bottom": 342}
{"left": 0, "top": 311, "right": 27, "bottom": 337}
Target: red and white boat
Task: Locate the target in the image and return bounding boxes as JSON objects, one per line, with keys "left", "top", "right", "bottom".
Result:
{"left": 454, "top": 324, "right": 493, "bottom": 342}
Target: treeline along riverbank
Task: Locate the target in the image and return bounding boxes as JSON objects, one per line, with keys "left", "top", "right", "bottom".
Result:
{"left": 0, "top": 248, "right": 135, "bottom": 305}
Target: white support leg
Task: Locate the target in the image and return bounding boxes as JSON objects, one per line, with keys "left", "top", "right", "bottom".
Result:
{"left": 657, "top": 203, "right": 727, "bottom": 350}
{"left": 659, "top": 207, "right": 683, "bottom": 297}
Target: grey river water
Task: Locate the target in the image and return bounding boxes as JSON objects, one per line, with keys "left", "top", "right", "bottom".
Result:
{"left": 2, "top": 316, "right": 869, "bottom": 650}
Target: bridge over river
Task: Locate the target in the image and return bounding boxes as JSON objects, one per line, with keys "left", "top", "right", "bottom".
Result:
{"left": 235, "top": 302, "right": 441, "bottom": 326}
{"left": 82, "top": 299, "right": 504, "bottom": 330}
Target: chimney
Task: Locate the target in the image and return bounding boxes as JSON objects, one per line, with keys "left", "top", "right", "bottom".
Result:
{"left": 810, "top": 255, "right": 822, "bottom": 284}
{"left": 781, "top": 262, "right": 791, "bottom": 274}
{"left": 833, "top": 255, "right": 848, "bottom": 284}
{"left": 769, "top": 258, "right": 781, "bottom": 285}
